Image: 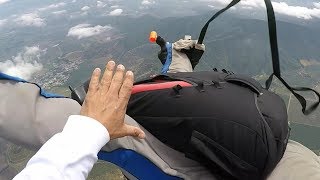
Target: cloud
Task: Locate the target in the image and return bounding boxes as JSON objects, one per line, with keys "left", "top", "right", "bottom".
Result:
{"left": 239, "top": 0, "right": 264, "bottom": 8}
{"left": 15, "top": 13, "right": 46, "bottom": 27}
{"left": 0, "top": 46, "right": 43, "bottom": 80}
{"left": 201, "top": 0, "right": 320, "bottom": 20}
{"left": 0, "top": 0, "right": 10, "bottom": 5}
{"left": 67, "top": 24, "right": 112, "bottom": 39}
{"left": 39, "top": 2, "right": 66, "bottom": 11}
{"left": 141, "top": 0, "right": 155, "bottom": 5}
{"left": 271, "top": 2, "right": 320, "bottom": 20}
{"left": 213, "top": 0, "right": 320, "bottom": 20}
{"left": 97, "top": 1, "right": 107, "bottom": 8}
{"left": 200, "top": 0, "right": 229, "bottom": 6}
{"left": 201, "top": 0, "right": 259, "bottom": 7}
{"left": 52, "top": 10, "right": 67, "bottom": 15}
{"left": 81, "top": 11, "right": 88, "bottom": 16}
{"left": 110, "top": 5, "right": 119, "bottom": 9}
{"left": 109, "top": 8, "right": 123, "bottom": 16}
{"left": 0, "top": 19, "right": 7, "bottom": 26}
{"left": 25, "top": 46, "right": 41, "bottom": 55}
{"left": 81, "top": 6, "right": 90, "bottom": 11}
{"left": 241, "top": 0, "right": 320, "bottom": 20}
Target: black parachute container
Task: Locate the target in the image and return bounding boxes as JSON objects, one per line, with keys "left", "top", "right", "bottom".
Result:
{"left": 128, "top": 71, "right": 288, "bottom": 180}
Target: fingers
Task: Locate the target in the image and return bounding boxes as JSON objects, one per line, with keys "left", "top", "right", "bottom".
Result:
{"left": 87, "top": 68, "right": 101, "bottom": 96}
{"left": 109, "top": 64, "right": 125, "bottom": 95}
{"left": 123, "top": 124, "right": 146, "bottom": 139}
{"left": 118, "top": 71, "right": 134, "bottom": 109}
{"left": 100, "top": 61, "right": 115, "bottom": 92}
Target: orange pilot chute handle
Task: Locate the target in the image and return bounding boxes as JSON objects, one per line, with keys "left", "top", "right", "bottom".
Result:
{"left": 148, "top": 31, "right": 167, "bottom": 64}
{"left": 149, "top": 31, "right": 157, "bottom": 43}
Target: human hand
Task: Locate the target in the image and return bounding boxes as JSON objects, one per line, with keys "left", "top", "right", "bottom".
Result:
{"left": 80, "top": 61, "right": 145, "bottom": 140}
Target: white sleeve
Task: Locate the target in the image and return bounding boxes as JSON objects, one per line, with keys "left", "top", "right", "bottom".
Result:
{"left": 13, "top": 115, "right": 110, "bottom": 180}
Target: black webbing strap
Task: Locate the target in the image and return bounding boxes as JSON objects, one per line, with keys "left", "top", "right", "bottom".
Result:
{"left": 263, "top": 0, "right": 319, "bottom": 115}
{"left": 197, "top": 0, "right": 240, "bottom": 44}
{"left": 266, "top": 73, "right": 320, "bottom": 115}
{"left": 264, "top": 0, "right": 281, "bottom": 77}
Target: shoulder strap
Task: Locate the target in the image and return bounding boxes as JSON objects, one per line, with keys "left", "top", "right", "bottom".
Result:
{"left": 197, "top": 0, "right": 320, "bottom": 115}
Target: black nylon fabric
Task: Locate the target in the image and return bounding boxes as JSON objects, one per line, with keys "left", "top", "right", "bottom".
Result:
{"left": 127, "top": 71, "right": 289, "bottom": 180}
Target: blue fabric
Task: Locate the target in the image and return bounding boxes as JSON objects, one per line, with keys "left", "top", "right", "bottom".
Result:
{"left": 161, "top": 43, "right": 173, "bottom": 74}
{"left": 0, "top": 72, "right": 65, "bottom": 98}
{"left": 98, "top": 149, "right": 181, "bottom": 180}
{"left": 0, "top": 72, "right": 27, "bottom": 82}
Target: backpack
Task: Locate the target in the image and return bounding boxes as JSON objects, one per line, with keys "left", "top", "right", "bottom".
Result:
{"left": 126, "top": 71, "right": 289, "bottom": 179}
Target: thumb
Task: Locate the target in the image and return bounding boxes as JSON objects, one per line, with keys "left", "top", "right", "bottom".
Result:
{"left": 123, "top": 124, "right": 146, "bottom": 139}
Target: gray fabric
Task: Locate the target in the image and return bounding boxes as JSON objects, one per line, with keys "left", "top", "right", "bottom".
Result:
{"left": 102, "top": 115, "right": 217, "bottom": 180}
{"left": 168, "top": 39, "right": 205, "bottom": 73}
{"left": 0, "top": 80, "right": 80, "bottom": 149}
{"left": 268, "top": 140, "right": 320, "bottom": 180}
{"left": 173, "top": 39, "right": 205, "bottom": 51}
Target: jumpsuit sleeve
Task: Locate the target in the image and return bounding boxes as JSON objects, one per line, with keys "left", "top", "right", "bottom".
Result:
{"left": 0, "top": 80, "right": 81, "bottom": 149}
